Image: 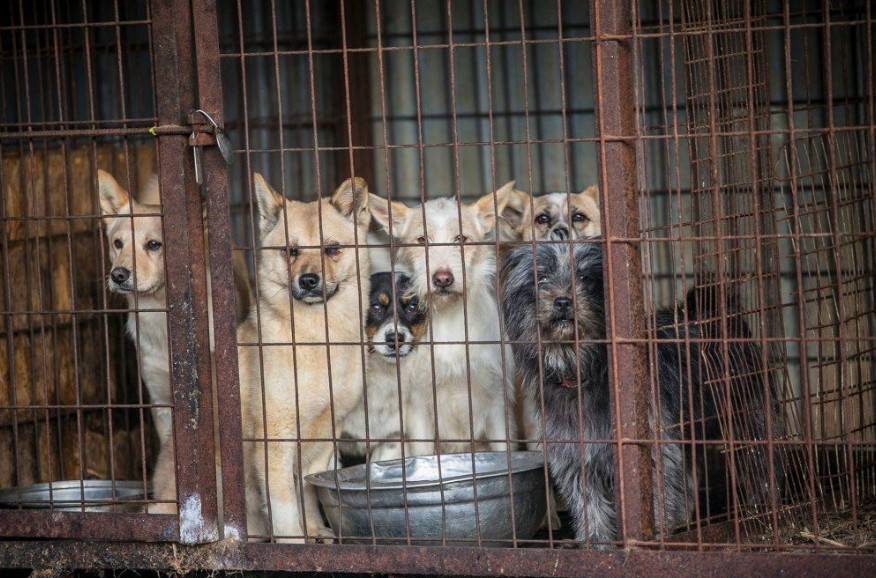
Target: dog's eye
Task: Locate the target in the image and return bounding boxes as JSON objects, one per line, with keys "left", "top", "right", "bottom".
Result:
{"left": 370, "top": 303, "right": 383, "bottom": 315}
{"left": 324, "top": 244, "right": 341, "bottom": 257}
{"left": 572, "top": 212, "right": 588, "bottom": 223}
{"left": 285, "top": 245, "right": 299, "bottom": 258}
{"left": 453, "top": 235, "right": 467, "bottom": 244}
{"left": 113, "top": 239, "right": 123, "bottom": 249}
{"left": 416, "top": 236, "right": 426, "bottom": 245}
{"left": 535, "top": 214, "right": 550, "bottom": 225}
{"left": 537, "top": 274, "right": 548, "bottom": 285}
{"left": 145, "top": 240, "right": 162, "bottom": 251}
{"left": 405, "top": 299, "right": 418, "bottom": 314}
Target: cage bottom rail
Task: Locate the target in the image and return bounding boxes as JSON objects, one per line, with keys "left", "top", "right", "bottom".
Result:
{"left": 1, "top": 540, "right": 875, "bottom": 577}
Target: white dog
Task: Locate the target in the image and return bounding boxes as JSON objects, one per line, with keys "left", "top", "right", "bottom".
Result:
{"left": 368, "top": 183, "right": 516, "bottom": 456}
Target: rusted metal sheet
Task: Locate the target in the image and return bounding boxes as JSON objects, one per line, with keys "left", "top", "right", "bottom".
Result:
{"left": 589, "top": 0, "right": 654, "bottom": 544}
{"left": 151, "top": 0, "right": 219, "bottom": 544}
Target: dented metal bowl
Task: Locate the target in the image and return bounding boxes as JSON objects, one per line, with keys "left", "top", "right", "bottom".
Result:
{"left": 0, "top": 480, "right": 151, "bottom": 512}
{"left": 306, "top": 451, "right": 547, "bottom": 546}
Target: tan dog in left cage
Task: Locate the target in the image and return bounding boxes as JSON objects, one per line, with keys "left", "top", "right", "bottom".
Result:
{"left": 98, "top": 170, "right": 251, "bottom": 515}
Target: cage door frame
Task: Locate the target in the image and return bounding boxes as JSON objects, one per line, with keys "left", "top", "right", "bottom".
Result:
{"left": 150, "top": 0, "right": 220, "bottom": 544}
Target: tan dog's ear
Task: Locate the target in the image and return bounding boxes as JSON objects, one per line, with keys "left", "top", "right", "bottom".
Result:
{"left": 581, "top": 185, "right": 599, "bottom": 204}
{"left": 252, "top": 173, "right": 285, "bottom": 238}
{"left": 369, "top": 193, "right": 409, "bottom": 237}
{"left": 473, "top": 180, "right": 516, "bottom": 233}
{"left": 331, "top": 177, "right": 370, "bottom": 224}
{"left": 98, "top": 170, "right": 131, "bottom": 216}
{"left": 500, "top": 186, "right": 532, "bottom": 233}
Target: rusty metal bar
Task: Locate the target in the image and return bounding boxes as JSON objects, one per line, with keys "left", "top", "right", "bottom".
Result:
{"left": 190, "top": 0, "right": 247, "bottom": 540}
{"left": 1, "top": 540, "right": 875, "bottom": 576}
{"left": 590, "top": 0, "right": 654, "bottom": 544}
{"left": 150, "top": 0, "right": 219, "bottom": 544}
{"left": 0, "top": 511, "right": 177, "bottom": 542}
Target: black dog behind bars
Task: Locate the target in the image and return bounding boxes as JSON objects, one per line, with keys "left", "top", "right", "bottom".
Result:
{"left": 501, "top": 241, "right": 779, "bottom": 545}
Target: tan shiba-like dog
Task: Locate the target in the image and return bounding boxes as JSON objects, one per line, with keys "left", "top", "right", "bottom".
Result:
{"left": 368, "top": 182, "right": 516, "bottom": 457}
{"left": 239, "top": 173, "right": 370, "bottom": 542}
{"left": 98, "top": 170, "right": 252, "bottom": 516}
{"left": 500, "top": 185, "right": 601, "bottom": 241}
{"left": 99, "top": 170, "right": 172, "bottom": 462}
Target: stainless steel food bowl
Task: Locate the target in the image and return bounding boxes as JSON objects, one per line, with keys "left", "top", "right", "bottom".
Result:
{"left": 306, "top": 451, "right": 547, "bottom": 546}
{"left": 0, "top": 480, "right": 151, "bottom": 512}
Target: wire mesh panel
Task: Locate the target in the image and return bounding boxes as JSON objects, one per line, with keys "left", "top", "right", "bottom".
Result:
{"left": 0, "top": 0, "right": 218, "bottom": 542}
{"left": 209, "top": 0, "right": 876, "bottom": 556}
{"left": 776, "top": 130, "right": 876, "bottom": 546}
{"left": 636, "top": 0, "right": 876, "bottom": 551}
{"left": 0, "top": 0, "right": 165, "bottom": 535}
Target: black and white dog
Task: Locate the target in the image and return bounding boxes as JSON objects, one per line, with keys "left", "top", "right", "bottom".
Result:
{"left": 340, "top": 272, "right": 427, "bottom": 463}
{"left": 501, "top": 241, "right": 778, "bottom": 545}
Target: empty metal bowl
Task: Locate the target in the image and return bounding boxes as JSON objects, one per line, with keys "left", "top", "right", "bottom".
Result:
{"left": 306, "top": 451, "right": 548, "bottom": 546}
{"left": 0, "top": 480, "right": 151, "bottom": 512}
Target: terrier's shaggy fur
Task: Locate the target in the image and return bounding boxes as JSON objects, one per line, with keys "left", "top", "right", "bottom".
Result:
{"left": 502, "top": 242, "right": 732, "bottom": 544}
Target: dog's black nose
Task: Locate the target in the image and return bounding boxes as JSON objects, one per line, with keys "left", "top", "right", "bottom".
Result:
{"left": 111, "top": 267, "right": 131, "bottom": 284}
{"left": 385, "top": 332, "right": 404, "bottom": 350}
{"left": 433, "top": 269, "right": 454, "bottom": 288}
{"left": 549, "top": 223, "right": 570, "bottom": 241}
{"left": 554, "top": 297, "right": 572, "bottom": 311}
{"left": 299, "top": 273, "right": 320, "bottom": 290}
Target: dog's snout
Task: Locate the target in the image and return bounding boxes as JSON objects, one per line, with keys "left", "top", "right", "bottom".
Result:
{"left": 111, "top": 267, "right": 131, "bottom": 284}
{"left": 549, "top": 223, "right": 570, "bottom": 240}
{"left": 432, "top": 269, "right": 454, "bottom": 288}
{"left": 298, "top": 273, "right": 320, "bottom": 290}
{"left": 384, "top": 331, "right": 406, "bottom": 350}
{"left": 553, "top": 297, "right": 572, "bottom": 311}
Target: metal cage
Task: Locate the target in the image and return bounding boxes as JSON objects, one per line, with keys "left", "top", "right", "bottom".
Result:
{"left": 1, "top": 0, "right": 874, "bottom": 575}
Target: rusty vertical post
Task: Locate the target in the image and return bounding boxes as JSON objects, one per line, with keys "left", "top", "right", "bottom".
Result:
{"left": 191, "top": 0, "right": 247, "bottom": 539}
{"left": 150, "top": 0, "right": 219, "bottom": 544}
{"left": 589, "top": 0, "right": 654, "bottom": 543}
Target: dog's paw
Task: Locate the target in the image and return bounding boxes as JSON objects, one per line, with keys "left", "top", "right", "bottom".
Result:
{"left": 274, "top": 536, "right": 306, "bottom": 544}
{"left": 146, "top": 502, "right": 178, "bottom": 515}
{"left": 305, "top": 524, "right": 336, "bottom": 544}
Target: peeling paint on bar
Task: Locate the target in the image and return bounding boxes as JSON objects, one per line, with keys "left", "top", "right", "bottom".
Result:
{"left": 179, "top": 494, "right": 217, "bottom": 544}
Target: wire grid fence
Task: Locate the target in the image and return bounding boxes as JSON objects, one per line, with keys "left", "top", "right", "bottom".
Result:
{"left": 0, "top": 0, "right": 160, "bottom": 513}
{"left": 0, "top": 0, "right": 874, "bottom": 566}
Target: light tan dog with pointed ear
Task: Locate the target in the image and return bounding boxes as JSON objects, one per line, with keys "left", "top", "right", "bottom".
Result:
{"left": 99, "top": 170, "right": 171, "bottom": 462}
{"left": 500, "top": 185, "right": 601, "bottom": 241}
{"left": 98, "top": 170, "right": 252, "bottom": 516}
{"left": 368, "top": 182, "right": 516, "bottom": 458}
{"left": 239, "top": 173, "right": 371, "bottom": 542}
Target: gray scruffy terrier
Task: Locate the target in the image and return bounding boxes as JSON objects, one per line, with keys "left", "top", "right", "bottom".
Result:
{"left": 501, "top": 241, "right": 725, "bottom": 545}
